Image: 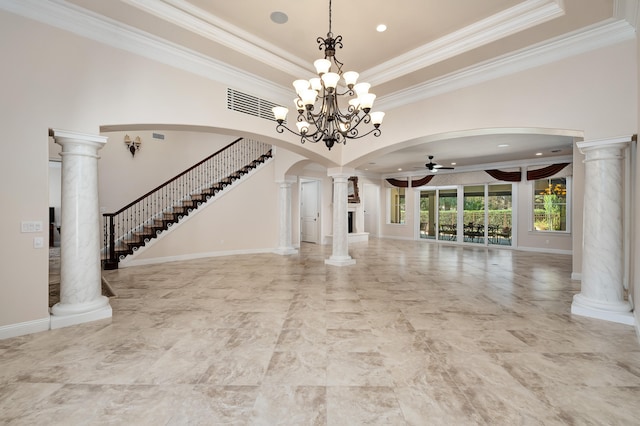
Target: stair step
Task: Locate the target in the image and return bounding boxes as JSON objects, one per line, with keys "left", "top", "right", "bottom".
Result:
{"left": 191, "top": 194, "right": 209, "bottom": 202}
{"left": 163, "top": 212, "right": 180, "bottom": 220}
{"left": 104, "top": 147, "right": 272, "bottom": 270}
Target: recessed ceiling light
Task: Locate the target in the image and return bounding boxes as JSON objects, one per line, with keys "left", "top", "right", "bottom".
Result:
{"left": 376, "top": 24, "right": 387, "bottom": 32}
{"left": 536, "top": 152, "right": 543, "bottom": 156}
{"left": 398, "top": 168, "right": 402, "bottom": 171}
{"left": 497, "top": 144, "right": 509, "bottom": 148}
{"left": 270, "top": 11, "right": 288, "bottom": 24}
{"left": 451, "top": 162, "right": 457, "bottom": 166}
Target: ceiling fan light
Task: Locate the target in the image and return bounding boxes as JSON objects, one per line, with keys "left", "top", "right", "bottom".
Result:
{"left": 314, "top": 59, "right": 331, "bottom": 75}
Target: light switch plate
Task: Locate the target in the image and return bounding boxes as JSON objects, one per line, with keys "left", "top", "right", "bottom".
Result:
{"left": 21, "top": 221, "right": 43, "bottom": 233}
{"left": 33, "top": 237, "right": 44, "bottom": 249}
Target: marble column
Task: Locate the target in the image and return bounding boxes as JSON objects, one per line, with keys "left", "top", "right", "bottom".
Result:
{"left": 50, "top": 129, "right": 112, "bottom": 329}
{"left": 571, "top": 136, "right": 633, "bottom": 325}
{"left": 274, "top": 177, "right": 298, "bottom": 255}
{"left": 326, "top": 167, "right": 356, "bottom": 266}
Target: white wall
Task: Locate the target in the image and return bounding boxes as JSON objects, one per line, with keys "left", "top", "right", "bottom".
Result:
{"left": 127, "top": 161, "right": 278, "bottom": 264}
{"left": 0, "top": 10, "right": 306, "bottom": 330}
{"left": 97, "top": 130, "right": 236, "bottom": 212}
{"left": 1, "top": 8, "right": 638, "bottom": 335}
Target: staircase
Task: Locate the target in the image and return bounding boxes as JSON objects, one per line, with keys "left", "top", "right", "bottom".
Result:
{"left": 102, "top": 138, "right": 272, "bottom": 269}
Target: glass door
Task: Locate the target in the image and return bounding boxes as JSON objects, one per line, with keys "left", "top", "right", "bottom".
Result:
{"left": 419, "top": 190, "right": 436, "bottom": 239}
{"left": 437, "top": 188, "right": 457, "bottom": 241}
{"left": 488, "top": 184, "right": 512, "bottom": 246}
{"left": 463, "top": 185, "right": 485, "bottom": 244}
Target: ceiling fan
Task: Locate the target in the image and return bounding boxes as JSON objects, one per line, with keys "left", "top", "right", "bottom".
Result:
{"left": 425, "top": 155, "right": 454, "bottom": 172}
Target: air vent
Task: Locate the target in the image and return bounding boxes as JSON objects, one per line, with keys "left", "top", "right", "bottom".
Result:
{"left": 227, "top": 88, "right": 283, "bottom": 123}
{"left": 152, "top": 133, "right": 165, "bottom": 140}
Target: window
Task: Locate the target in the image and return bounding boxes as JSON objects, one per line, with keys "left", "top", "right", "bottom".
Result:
{"left": 533, "top": 177, "right": 568, "bottom": 232}
{"left": 389, "top": 187, "right": 405, "bottom": 224}
{"left": 419, "top": 190, "right": 436, "bottom": 239}
{"left": 463, "top": 185, "right": 485, "bottom": 244}
{"left": 488, "top": 184, "right": 512, "bottom": 246}
{"left": 437, "top": 188, "right": 457, "bottom": 241}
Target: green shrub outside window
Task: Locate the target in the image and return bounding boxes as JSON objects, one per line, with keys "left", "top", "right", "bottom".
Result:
{"left": 390, "top": 187, "right": 405, "bottom": 224}
{"left": 533, "top": 178, "right": 567, "bottom": 231}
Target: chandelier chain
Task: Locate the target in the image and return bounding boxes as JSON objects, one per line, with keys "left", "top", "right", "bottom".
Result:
{"left": 328, "top": 0, "right": 332, "bottom": 35}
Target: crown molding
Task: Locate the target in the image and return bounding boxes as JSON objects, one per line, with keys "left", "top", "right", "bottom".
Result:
{"left": 361, "top": 0, "right": 565, "bottom": 86}
{"left": 0, "top": 0, "right": 635, "bottom": 113}
{"left": 124, "top": 0, "right": 565, "bottom": 88}
{"left": 0, "top": 0, "right": 292, "bottom": 104}
{"left": 376, "top": 18, "right": 636, "bottom": 111}
{"left": 122, "top": 0, "right": 311, "bottom": 77}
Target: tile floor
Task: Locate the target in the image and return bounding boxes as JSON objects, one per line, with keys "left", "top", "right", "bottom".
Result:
{"left": 1, "top": 239, "right": 639, "bottom": 425}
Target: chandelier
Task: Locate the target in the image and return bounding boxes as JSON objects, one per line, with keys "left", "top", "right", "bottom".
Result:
{"left": 272, "top": 0, "right": 384, "bottom": 150}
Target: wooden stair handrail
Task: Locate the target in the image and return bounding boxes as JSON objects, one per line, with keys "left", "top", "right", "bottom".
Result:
{"left": 105, "top": 137, "right": 244, "bottom": 216}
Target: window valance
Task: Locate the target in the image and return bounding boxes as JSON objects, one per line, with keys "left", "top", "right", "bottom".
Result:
{"left": 484, "top": 169, "right": 522, "bottom": 182}
{"left": 526, "top": 163, "right": 570, "bottom": 180}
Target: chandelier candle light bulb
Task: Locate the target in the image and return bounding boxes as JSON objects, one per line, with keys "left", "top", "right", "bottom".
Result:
{"left": 272, "top": 0, "right": 384, "bottom": 150}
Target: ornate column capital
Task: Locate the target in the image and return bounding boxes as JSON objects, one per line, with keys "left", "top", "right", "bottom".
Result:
{"left": 577, "top": 135, "right": 632, "bottom": 155}
{"left": 327, "top": 167, "right": 355, "bottom": 179}
{"left": 50, "top": 128, "right": 107, "bottom": 153}
{"left": 275, "top": 175, "right": 297, "bottom": 186}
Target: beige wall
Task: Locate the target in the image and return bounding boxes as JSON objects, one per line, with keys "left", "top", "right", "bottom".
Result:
{"left": 1, "top": 8, "right": 638, "bottom": 334}
{"left": 344, "top": 41, "right": 637, "bottom": 167}
{"left": 97, "top": 130, "right": 235, "bottom": 212}
{"left": 128, "top": 161, "right": 278, "bottom": 264}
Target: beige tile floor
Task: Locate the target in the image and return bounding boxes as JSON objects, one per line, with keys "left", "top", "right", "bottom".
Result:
{"left": 2, "top": 238, "right": 640, "bottom": 425}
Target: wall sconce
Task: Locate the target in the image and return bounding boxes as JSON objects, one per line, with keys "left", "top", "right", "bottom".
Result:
{"left": 124, "top": 135, "right": 141, "bottom": 157}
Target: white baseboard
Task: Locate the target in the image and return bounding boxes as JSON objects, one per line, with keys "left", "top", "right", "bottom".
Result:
{"left": 325, "top": 233, "right": 370, "bottom": 244}
{"left": 0, "top": 317, "right": 50, "bottom": 340}
{"left": 571, "top": 272, "right": 582, "bottom": 281}
{"left": 273, "top": 247, "right": 298, "bottom": 255}
{"left": 516, "top": 246, "right": 572, "bottom": 255}
{"left": 571, "top": 300, "right": 635, "bottom": 326}
{"left": 120, "top": 247, "right": 276, "bottom": 267}
{"left": 378, "top": 235, "right": 415, "bottom": 241}
{"left": 50, "top": 305, "right": 112, "bottom": 330}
